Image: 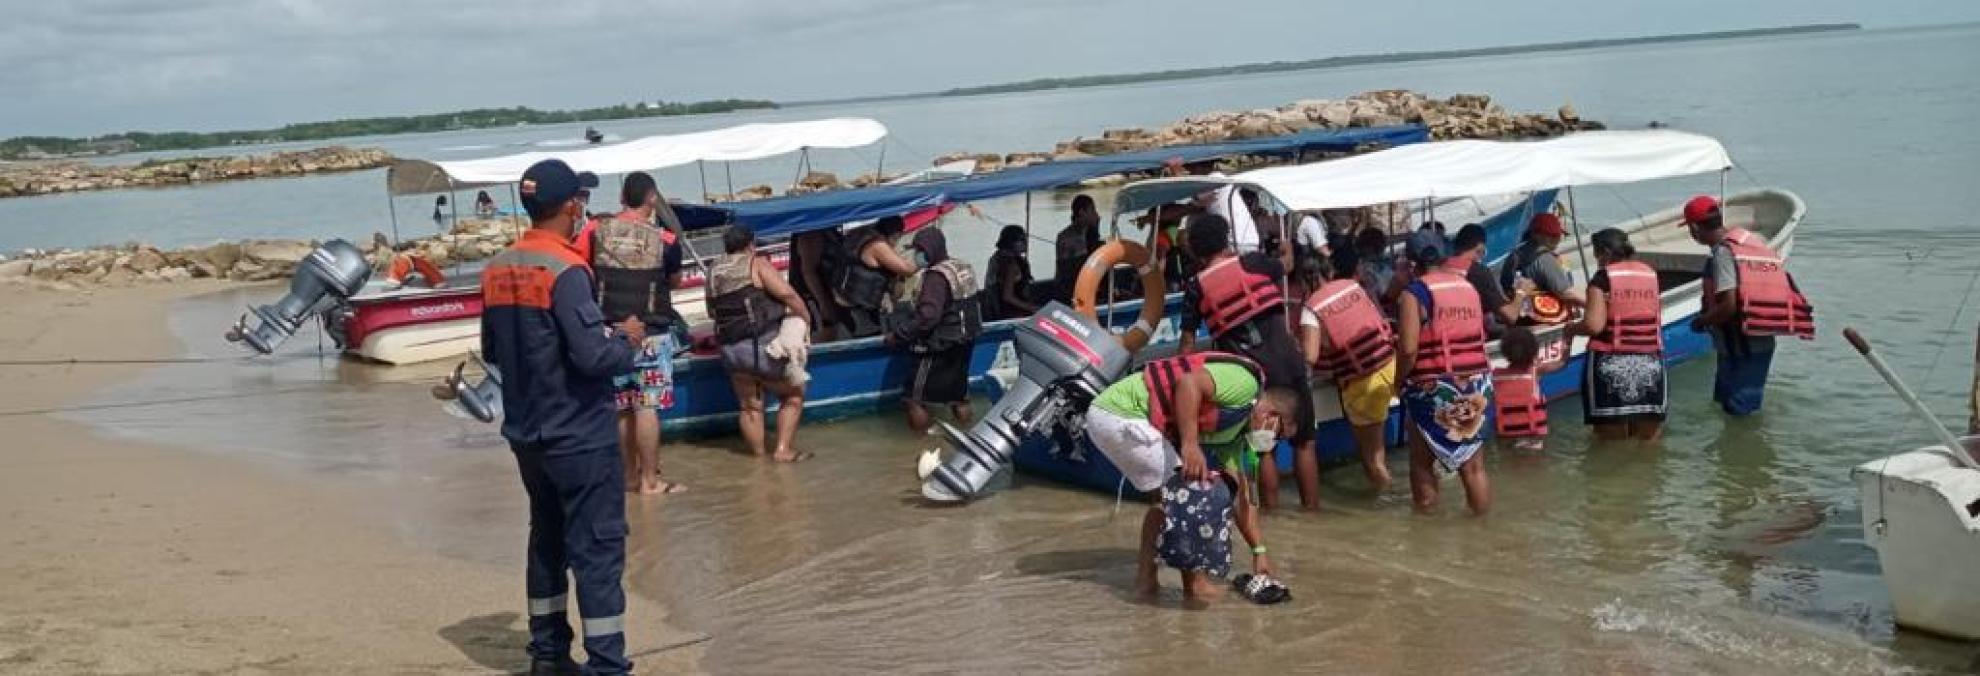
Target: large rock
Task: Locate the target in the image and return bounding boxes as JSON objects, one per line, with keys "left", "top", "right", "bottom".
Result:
{"left": 241, "top": 240, "right": 314, "bottom": 266}
{"left": 797, "top": 171, "right": 841, "bottom": 190}
{"left": 127, "top": 248, "right": 167, "bottom": 273}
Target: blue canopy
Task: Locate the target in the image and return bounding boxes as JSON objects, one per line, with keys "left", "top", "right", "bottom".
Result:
{"left": 675, "top": 125, "right": 1429, "bottom": 237}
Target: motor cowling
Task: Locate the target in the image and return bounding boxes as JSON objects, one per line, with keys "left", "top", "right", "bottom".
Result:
{"left": 434, "top": 352, "right": 504, "bottom": 423}
{"left": 224, "top": 239, "right": 371, "bottom": 354}
{"left": 921, "top": 301, "right": 1133, "bottom": 502}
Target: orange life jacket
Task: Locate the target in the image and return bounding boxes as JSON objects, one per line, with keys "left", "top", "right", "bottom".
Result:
{"left": 1710, "top": 228, "right": 1815, "bottom": 340}
{"left": 387, "top": 252, "right": 447, "bottom": 288}
{"left": 1194, "top": 255, "right": 1283, "bottom": 339}
{"left": 1588, "top": 259, "right": 1662, "bottom": 354}
{"left": 1144, "top": 351, "right": 1263, "bottom": 438}
{"left": 1492, "top": 366, "right": 1547, "bottom": 438}
{"left": 1305, "top": 279, "right": 1395, "bottom": 383}
{"left": 1409, "top": 270, "right": 1490, "bottom": 381}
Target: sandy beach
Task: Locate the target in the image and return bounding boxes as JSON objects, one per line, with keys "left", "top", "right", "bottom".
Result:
{"left": 0, "top": 282, "right": 701, "bottom": 674}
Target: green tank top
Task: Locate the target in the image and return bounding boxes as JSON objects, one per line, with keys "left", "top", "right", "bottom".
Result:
{"left": 1091, "top": 361, "right": 1260, "bottom": 446}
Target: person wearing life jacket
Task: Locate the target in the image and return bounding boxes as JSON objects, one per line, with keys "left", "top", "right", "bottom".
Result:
{"left": 708, "top": 224, "right": 815, "bottom": 463}
{"left": 1490, "top": 326, "right": 1565, "bottom": 453}
{"left": 1298, "top": 251, "right": 1401, "bottom": 492}
{"left": 480, "top": 160, "right": 642, "bottom": 676}
{"left": 1053, "top": 194, "right": 1103, "bottom": 304}
{"left": 1179, "top": 213, "right": 1321, "bottom": 510}
{"left": 1562, "top": 228, "right": 1669, "bottom": 440}
{"left": 1682, "top": 195, "right": 1814, "bottom": 416}
{"left": 790, "top": 226, "right": 849, "bottom": 343}
{"left": 885, "top": 227, "right": 982, "bottom": 434}
{"left": 1499, "top": 212, "right": 1585, "bottom": 325}
{"left": 589, "top": 171, "right": 687, "bottom": 496}
{"left": 1083, "top": 351, "right": 1299, "bottom": 603}
{"left": 984, "top": 225, "right": 1040, "bottom": 321}
{"left": 1450, "top": 223, "right": 1519, "bottom": 335}
{"left": 1394, "top": 228, "right": 1494, "bottom": 516}
{"left": 833, "top": 215, "right": 918, "bottom": 338}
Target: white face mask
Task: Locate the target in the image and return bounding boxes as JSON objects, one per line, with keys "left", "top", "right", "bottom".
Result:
{"left": 1247, "top": 428, "right": 1278, "bottom": 455}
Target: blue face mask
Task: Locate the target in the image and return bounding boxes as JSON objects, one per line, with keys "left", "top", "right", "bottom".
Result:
{"left": 913, "top": 251, "right": 930, "bottom": 268}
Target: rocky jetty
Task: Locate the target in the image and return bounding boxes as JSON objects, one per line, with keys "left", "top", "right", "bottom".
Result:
{"left": 0, "top": 146, "right": 393, "bottom": 199}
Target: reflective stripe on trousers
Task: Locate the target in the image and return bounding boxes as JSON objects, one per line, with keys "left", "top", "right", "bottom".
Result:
{"left": 513, "top": 442, "right": 632, "bottom": 675}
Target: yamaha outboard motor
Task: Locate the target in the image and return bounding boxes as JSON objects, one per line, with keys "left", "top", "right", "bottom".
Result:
{"left": 224, "top": 239, "right": 371, "bottom": 354}
{"left": 921, "top": 302, "right": 1133, "bottom": 502}
{"left": 434, "top": 352, "right": 504, "bottom": 423}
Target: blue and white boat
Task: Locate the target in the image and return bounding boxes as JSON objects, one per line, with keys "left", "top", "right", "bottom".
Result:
{"left": 1003, "top": 130, "right": 1807, "bottom": 494}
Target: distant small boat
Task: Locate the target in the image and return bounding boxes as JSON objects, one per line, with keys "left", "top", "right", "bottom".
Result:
{"left": 584, "top": 127, "right": 605, "bottom": 144}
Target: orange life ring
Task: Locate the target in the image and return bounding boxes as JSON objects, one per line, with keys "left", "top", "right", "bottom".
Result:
{"left": 1072, "top": 239, "right": 1166, "bottom": 353}
{"left": 1528, "top": 292, "right": 1567, "bottom": 324}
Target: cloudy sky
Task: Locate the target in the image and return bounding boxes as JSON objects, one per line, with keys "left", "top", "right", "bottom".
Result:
{"left": 5, "top": 0, "right": 1976, "bottom": 137}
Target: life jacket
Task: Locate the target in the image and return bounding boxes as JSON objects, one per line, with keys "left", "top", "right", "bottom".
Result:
{"left": 1304, "top": 279, "right": 1395, "bottom": 383}
{"left": 590, "top": 214, "right": 676, "bottom": 329}
{"left": 912, "top": 259, "right": 983, "bottom": 353}
{"left": 983, "top": 250, "right": 1035, "bottom": 321}
{"left": 1712, "top": 228, "right": 1815, "bottom": 340}
{"left": 1409, "top": 270, "right": 1490, "bottom": 381}
{"left": 386, "top": 252, "right": 446, "bottom": 288}
{"left": 1492, "top": 366, "right": 1547, "bottom": 438}
{"left": 706, "top": 252, "right": 787, "bottom": 345}
{"left": 1193, "top": 254, "right": 1283, "bottom": 339}
{"left": 1143, "top": 352, "right": 1263, "bottom": 440}
{"left": 1588, "top": 260, "right": 1663, "bottom": 354}
{"left": 833, "top": 225, "right": 894, "bottom": 310}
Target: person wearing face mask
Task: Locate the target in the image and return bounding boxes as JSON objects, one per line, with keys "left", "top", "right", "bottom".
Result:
{"left": 984, "top": 225, "right": 1040, "bottom": 321}
{"left": 481, "top": 159, "right": 643, "bottom": 676}
{"left": 885, "top": 227, "right": 981, "bottom": 433}
{"left": 1083, "top": 351, "right": 1298, "bottom": 604}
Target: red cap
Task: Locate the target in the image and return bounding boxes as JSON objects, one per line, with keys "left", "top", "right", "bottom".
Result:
{"left": 1682, "top": 195, "right": 1720, "bottom": 225}
{"left": 1528, "top": 212, "right": 1564, "bottom": 238}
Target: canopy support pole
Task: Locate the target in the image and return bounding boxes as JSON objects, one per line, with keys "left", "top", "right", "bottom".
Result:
{"left": 698, "top": 161, "right": 710, "bottom": 202}
{"left": 1024, "top": 192, "right": 1033, "bottom": 236}
{"left": 1719, "top": 168, "right": 1729, "bottom": 210}
{"left": 448, "top": 188, "right": 462, "bottom": 277}
{"left": 724, "top": 161, "right": 735, "bottom": 197}
{"left": 386, "top": 192, "right": 402, "bottom": 247}
{"left": 1565, "top": 186, "right": 1593, "bottom": 285}
{"left": 875, "top": 142, "right": 887, "bottom": 184}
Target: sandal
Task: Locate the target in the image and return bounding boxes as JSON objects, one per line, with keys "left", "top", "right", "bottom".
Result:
{"left": 1232, "top": 573, "right": 1292, "bottom": 605}
{"left": 771, "top": 450, "right": 815, "bottom": 463}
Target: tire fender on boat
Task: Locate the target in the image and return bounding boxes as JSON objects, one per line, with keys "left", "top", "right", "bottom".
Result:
{"left": 1072, "top": 239, "right": 1166, "bottom": 354}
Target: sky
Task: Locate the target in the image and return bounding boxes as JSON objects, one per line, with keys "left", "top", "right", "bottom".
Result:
{"left": 4, "top": 0, "right": 1977, "bottom": 138}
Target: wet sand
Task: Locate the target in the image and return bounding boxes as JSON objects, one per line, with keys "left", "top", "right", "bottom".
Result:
{"left": 34, "top": 285, "right": 1968, "bottom": 675}
{"left": 0, "top": 282, "right": 701, "bottom": 674}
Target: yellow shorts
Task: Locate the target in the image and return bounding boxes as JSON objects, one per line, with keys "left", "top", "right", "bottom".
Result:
{"left": 1336, "top": 357, "right": 1399, "bottom": 427}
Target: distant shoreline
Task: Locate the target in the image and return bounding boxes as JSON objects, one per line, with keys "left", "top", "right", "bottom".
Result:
{"left": 932, "top": 23, "right": 1862, "bottom": 98}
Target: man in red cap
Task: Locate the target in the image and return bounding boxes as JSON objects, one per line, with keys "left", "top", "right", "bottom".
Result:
{"left": 1682, "top": 195, "right": 1812, "bottom": 416}
{"left": 1498, "top": 212, "right": 1585, "bottom": 320}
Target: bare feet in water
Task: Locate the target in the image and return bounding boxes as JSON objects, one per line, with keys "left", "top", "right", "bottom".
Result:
{"left": 1134, "top": 561, "right": 1159, "bottom": 598}
{"left": 770, "top": 449, "right": 814, "bottom": 463}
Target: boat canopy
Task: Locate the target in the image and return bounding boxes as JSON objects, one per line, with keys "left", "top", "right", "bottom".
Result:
{"left": 1109, "top": 130, "right": 1731, "bottom": 214}
{"left": 386, "top": 117, "right": 889, "bottom": 195}
{"left": 677, "top": 125, "right": 1430, "bottom": 238}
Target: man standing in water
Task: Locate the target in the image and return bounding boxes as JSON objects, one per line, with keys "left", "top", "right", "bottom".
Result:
{"left": 591, "top": 171, "right": 687, "bottom": 495}
{"left": 482, "top": 159, "right": 641, "bottom": 676}
{"left": 887, "top": 228, "right": 981, "bottom": 433}
{"left": 1683, "top": 196, "right": 1815, "bottom": 416}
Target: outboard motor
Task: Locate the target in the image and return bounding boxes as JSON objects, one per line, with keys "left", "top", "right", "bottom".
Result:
{"left": 434, "top": 352, "right": 503, "bottom": 423}
{"left": 921, "top": 302, "right": 1134, "bottom": 502}
{"left": 224, "top": 239, "right": 371, "bottom": 354}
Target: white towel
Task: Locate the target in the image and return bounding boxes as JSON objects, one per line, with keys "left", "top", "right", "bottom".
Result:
{"left": 765, "top": 316, "right": 811, "bottom": 385}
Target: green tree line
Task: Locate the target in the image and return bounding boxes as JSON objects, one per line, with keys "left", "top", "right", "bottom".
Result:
{"left": 1, "top": 99, "right": 779, "bottom": 160}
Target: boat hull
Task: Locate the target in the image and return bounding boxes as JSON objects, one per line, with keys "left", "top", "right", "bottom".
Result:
{"left": 1853, "top": 445, "right": 1980, "bottom": 640}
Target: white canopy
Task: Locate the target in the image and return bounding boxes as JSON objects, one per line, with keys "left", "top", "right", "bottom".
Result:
{"left": 387, "top": 117, "right": 888, "bottom": 195}
{"left": 1112, "top": 130, "right": 1731, "bottom": 214}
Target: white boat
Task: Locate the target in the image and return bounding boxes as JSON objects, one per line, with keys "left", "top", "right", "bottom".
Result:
{"left": 1854, "top": 442, "right": 1980, "bottom": 640}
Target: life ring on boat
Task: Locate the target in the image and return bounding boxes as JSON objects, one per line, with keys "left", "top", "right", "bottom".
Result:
{"left": 1072, "top": 239, "right": 1166, "bottom": 354}
{"left": 1527, "top": 292, "right": 1569, "bottom": 324}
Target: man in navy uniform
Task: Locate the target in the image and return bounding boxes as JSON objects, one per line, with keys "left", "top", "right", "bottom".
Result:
{"left": 482, "top": 159, "right": 644, "bottom": 675}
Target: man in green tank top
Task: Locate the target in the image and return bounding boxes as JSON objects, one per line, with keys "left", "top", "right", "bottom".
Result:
{"left": 1084, "top": 359, "right": 1299, "bottom": 602}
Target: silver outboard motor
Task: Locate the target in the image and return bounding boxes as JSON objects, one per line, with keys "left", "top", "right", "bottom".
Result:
{"left": 224, "top": 239, "right": 371, "bottom": 354}
{"left": 433, "top": 352, "right": 504, "bottom": 423}
{"left": 921, "top": 302, "right": 1134, "bottom": 502}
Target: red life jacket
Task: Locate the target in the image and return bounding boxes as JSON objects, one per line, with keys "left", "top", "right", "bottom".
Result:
{"left": 1588, "top": 259, "right": 1663, "bottom": 354}
{"left": 1408, "top": 270, "right": 1490, "bottom": 381}
{"left": 1492, "top": 367, "right": 1547, "bottom": 438}
{"left": 1305, "top": 279, "right": 1395, "bottom": 383}
{"left": 1711, "top": 228, "right": 1815, "bottom": 340}
{"left": 1194, "top": 255, "right": 1283, "bottom": 339}
{"left": 1144, "top": 351, "right": 1264, "bottom": 438}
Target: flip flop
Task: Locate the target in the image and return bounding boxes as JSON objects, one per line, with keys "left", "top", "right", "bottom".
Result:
{"left": 1231, "top": 573, "right": 1292, "bottom": 605}
{"left": 771, "top": 451, "right": 815, "bottom": 464}
{"left": 652, "top": 480, "right": 688, "bottom": 494}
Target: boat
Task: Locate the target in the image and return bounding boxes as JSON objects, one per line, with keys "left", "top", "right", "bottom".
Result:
{"left": 1003, "top": 130, "right": 1808, "bottom": 495}
{"left": 339, "top": 118, "right": 892, "bottom": 365}
{"left": 437, "top": 125, "right": 1435, "bottom": 435}
{"left": 584, "top": 127, "right": 605, "bottom": 144}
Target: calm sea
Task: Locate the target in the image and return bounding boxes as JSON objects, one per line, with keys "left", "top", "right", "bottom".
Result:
{"left": 53, "top": 23, "right": 1980, "bottom": 673}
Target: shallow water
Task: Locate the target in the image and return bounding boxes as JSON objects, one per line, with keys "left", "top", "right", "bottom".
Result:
{"left": 40, "top": 22, "right": 1980, "bottom": 675}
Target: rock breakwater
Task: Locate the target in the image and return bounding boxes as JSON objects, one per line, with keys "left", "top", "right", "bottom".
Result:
{"left": 0, "top": 146, "right": 393, "bottom": 199}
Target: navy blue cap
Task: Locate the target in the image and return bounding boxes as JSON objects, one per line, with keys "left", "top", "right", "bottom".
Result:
{"left": 1405, "top": 227, "right": 1448, "bottom": 265}
{"left": 520, "top": 160, "right": 582, "bottom": 220}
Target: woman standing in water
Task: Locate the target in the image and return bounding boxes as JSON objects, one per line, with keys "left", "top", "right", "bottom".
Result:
{"left": 1565, "top": 228, "right": 1667, "bottom": 441}
{"left": 1393, "top": 229, "right": 1494, "bottom": 515}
